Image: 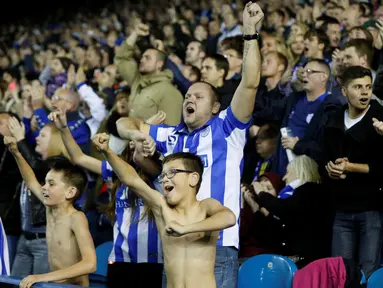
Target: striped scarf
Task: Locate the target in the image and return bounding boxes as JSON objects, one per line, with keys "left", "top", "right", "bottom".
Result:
{"left": 277, "top": 179, "right": 303, "bottom": 199}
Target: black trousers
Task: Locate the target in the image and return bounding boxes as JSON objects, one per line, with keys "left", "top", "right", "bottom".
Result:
{"left": 107, "top": 262, "right": 163, "bottom": 288}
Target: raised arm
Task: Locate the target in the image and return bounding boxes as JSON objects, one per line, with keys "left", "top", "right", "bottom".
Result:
{"left": 49, "top": 109, "right": 102, "bottom": 175}
{"left": 165, "top": 198, "right": 236, "bottom": 237}
{"left": 230, "top": 2, "right": 263, "bottom": 123}
{"left": 20, "top": 212, "right": 96, "bottom": 287}
{"left": 93, "top": 133, "right": 164, "bottom": 210}
{"left": 116, "top": 116, "right": 150, "bottom": 139}
{"left": 4, "top": 136, "right": 43, "bottom": 203}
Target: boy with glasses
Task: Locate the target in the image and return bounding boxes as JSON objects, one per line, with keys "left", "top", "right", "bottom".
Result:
{"left": 92, "top": 132, "right": 236, "bottom": 288}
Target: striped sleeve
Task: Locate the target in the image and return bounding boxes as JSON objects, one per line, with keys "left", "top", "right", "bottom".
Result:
{"left": 101, "top": 161, "right": 114, "bottom": 182}
{"left": 219, "top": 107, "right": 251, "bottom": 147}
{"left": 149, "top": 124, "right": 174, "bottom": 154}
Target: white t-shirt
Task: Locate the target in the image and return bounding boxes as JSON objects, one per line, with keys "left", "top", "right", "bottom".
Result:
{"left": 344, "top": 106, "right": 370, "bottom": 130}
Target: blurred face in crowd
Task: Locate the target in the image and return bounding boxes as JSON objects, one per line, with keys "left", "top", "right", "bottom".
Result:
{"left": 326, "top": 23, "right": 341, "bottom": 48}
{"left": 139, "top": 49, "right": 163, "bottom": 74}
{"left": 304, "top": 36, "right": 324, "bottom": 59}
{"left": 201, "top": 58, "right": 224, "bottom": 87}
{"left": 342, "top": 7, "right": 361, "bottom": 32}
{"left": 116, "top": 97, "right": 130, "bottom": 116}
{"left": 50, "top": 58, "right": 65, "bottom": 76}
{"left": 342, "top": 76, "right": 372, "bottom": 112}
{"left": 2, "top": 72, "right": 13, "bottom": 84}
{"left": 343, "top": 46, "right": 367, "bottom": 68}
{"left": 209, "top": 20, "right": 221, "bottom": 37}
{"left": 183, "top": 82, "right": 220, "bottom": 131}
{"left": 261, "top": 53, "right": 282, "bottom": 78}
{"left": 301, "top": 61, "right": 328, "bottom": 93}
{"left": 51, "top": 89, "right": 78, "bottom": 112}
{"left": 186, "top": 42, "right": 204, "bottom": 66}
{"left": 0, "top": 56, "right": 10, "bottom": 70}
{"left": 86, "top": 48, "right": 101, "bottom": 68}
{"left": 182, "top": 65, "right": 199, "bottom": 83}
{"left": 257, "top": 176, "right": 277, "bottom": 197}
{"left": 333, "top": 50, "right": 345, "bottom": 77}
{"left": 291, "top": 24, "right": 305, "bottom": 36}
{"left": 349, "top": 28, "right": 368, "bottom": 41}
{"left": 163, "top": 25, "right": 175, "bottom": 40}
{"left": 194, "top": 25, "right": 208, "bottom": 42}
{"left": 283, "top": 164, "right": 297, "bottom": 185}
{"left": 22, "top": 84, "right": 32, "bottom": 101}
{"left": 267, "top": 11, "right": 283, "bottom": 29}
{"left": 223, "top": 49, "right": 242, "bottom": 72}
{"left": 0, "top": 114, "right": 11, "bottom": 137}
{"left": 261, "top": 36, "right": 277, "bottom": 56}
{"left": 35, "top": 125, "right": 52, "bottom": 160}
{"left": 290, "top": 34, "right": 305, "bottom": 56}
{"left": 97, "top": 64, "right": 116, "bottom": 88}
{"left": 74, "top": 47, "right": 86, "bottom": 64}
{"left": 107, "top": 30, "right": 118, "bottom": 47}
{"left": 255, "top": 127, "right": 277, "bottom": 160}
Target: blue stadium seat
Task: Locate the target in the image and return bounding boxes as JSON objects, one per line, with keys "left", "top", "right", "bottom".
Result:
{"left": 89, "top": 241, "right": 113, "bottom": 287}
{"left": 238, "top": 254, "right": 298, "bottom": 288}
{"left": 367, "top": 267, "right": 383, "bottom": 288}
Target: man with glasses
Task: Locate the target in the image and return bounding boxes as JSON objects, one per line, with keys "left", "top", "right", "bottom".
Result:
{"left": 271, "top": 59, "right": 342, "bottom": 175}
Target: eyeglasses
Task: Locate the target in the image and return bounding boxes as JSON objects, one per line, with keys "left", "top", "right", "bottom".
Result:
{"left": 223, "top": 54, "right": 239, "bottom": 59}
{"left": 303, "top": 69, "right": 325, "bottom": 75}
{"left": 159, "top": 168, "right": 194, "bottom": 182}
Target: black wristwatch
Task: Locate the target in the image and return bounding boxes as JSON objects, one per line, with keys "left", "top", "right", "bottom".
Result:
{"left": 243, "top": 32, "right": 259, "bottom": 41}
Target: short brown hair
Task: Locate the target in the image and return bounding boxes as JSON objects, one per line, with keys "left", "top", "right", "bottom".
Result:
{"left": 344, "top": 39, "right": 374, "bottom": 67}
{"left": 163, "top": 152, "right": 204, "bottom": 193}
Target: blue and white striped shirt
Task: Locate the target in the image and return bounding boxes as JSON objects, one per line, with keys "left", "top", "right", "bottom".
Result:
{"left": 0, "top": 218, "right": 9, "bottom": 275}
{"left": 149, "top": 107, "right": 250, "bottom": 248}
{"left": 101, "top": 161, "right": 163, "bottom": 264}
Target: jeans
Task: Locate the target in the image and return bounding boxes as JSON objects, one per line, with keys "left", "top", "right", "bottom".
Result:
{"left": 332, "top": 211, "right": 383, "bottom": 279}
{"left": 11, "top": 235, "right": 50, "bottom": 277}
{"left": 162, "top": 246, "right": 239, "bottom": 288}
{"left": 6, "top": 235, "right": 18, "bottom": 270}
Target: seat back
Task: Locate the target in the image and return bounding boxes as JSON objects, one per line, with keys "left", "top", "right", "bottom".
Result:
{"left": 238, "top": 254, "right": 298, "bottom": 288}
{"left": 367, "top": 267, "right": 383, "bottom": 288}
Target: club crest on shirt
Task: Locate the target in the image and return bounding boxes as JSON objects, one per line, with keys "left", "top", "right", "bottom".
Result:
{"left": 306, "top": 113, "right": 314, "bottom": 124}
{"left": 168, "top": 135, "right": 178, "bottom": 145}
{"left": 201, "top": 126, "right": 210, "bottom": 138}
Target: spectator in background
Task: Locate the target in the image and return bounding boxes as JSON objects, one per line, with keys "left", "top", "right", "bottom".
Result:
{"left": 201, "top": 54, "right": 239, "bottom": 110}
{"left": 255, "top": 155, "right": 332, "bottom": 268}
{"left": 322, "top": 66, "right": 383, "bottom": 278}
{"left": 114, "top": 23, "right": 183, "bottom": 126}
{"left": 321, "top": 17, "right": 341, "bottom": 50}
{"left": 239, "top": 172, "right": 285, "bottom": 263}
{"left": 221, "top": 36, "right": 243, "bottom": 81}
{"left": 218, "top": 4, "right": 243, "bottom": 45}
{"left": 185, "top": 40, "right": 206, "bottom": 70}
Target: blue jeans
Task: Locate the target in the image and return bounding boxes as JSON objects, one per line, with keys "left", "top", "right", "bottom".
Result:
{"left": 11, "top": 235, "right": 50, "bottom": 277}
{"left": 331, "top": 211, "right": 383, "bottom": 278}
{"left": 6, "top": 235, "right": 18, "bottom": 270}
{"left": 162, "top": 246, "right": 239, "bottom": 288}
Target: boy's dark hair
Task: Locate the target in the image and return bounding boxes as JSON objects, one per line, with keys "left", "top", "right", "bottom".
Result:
{"left": 319, "top": 16, "right": 340, "bottom": 32}
{"left": 304, "top": 29, "right": 329, "bottom": 49}
{"left": 340, "top": 66, "right": 372, "bottom": 87}
{"left": 257, "top": 124, "right": 279, "bottom": 140}
{"left": 163, "top": 152, "right": 204, "bottom": 193}
{"left": 48, "top": 157, "right": 88, "bottom": 203}
{"left": 206, "top": 54, "right": 229, "bottom": 80}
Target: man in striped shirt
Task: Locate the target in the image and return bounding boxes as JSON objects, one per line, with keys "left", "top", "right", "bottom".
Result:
{"left": 116, "top": 2, "right": 263, "bottom": 287}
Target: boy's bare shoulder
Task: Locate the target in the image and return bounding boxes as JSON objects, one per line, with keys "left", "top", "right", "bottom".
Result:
{"left": 69, "top": 210, "right": 88, "bottom": 228}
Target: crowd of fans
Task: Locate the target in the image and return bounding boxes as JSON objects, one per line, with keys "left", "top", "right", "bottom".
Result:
{"left": 1, "top": 0, "right": 383, "bottom": 286}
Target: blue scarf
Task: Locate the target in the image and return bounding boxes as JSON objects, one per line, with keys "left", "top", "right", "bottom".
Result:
{"left": 277, "top": 179, "right": 303, "bottom": 199}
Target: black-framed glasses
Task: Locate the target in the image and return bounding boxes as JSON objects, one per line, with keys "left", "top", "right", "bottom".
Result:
{"left": 303, "top": 69, "right": 325, "bottom": 75}
{"left": 159, "top": 168, "right": 194, "bottom": 182}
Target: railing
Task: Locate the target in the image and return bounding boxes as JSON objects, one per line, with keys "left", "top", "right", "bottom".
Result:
{"left": 0, "top": 275, "right": 82, "bottom": 287}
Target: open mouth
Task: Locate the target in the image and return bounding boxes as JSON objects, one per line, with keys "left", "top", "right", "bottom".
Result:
{"left": 360, "top": 98, "right": 369, "bottom": 103}
{"left": 302, "top": 80, "right": 309, "bottom": 84}
{"left": 42, "top": 193, "right": 49, "bottom": 199}
{"left": 186, "top": 106, "right": 195, "bottom": 114}
{"left": 164, "top": 184, "right": 174, "bottom": 194}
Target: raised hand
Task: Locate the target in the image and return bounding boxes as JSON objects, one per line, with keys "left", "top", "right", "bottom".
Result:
{"left": 4, "top": 136, "right": 19, "bottom": 155}
{"left": 146, "top": 110, "right": 166, "bottom": 125}
{"left": 76, "top": 66, "right": 86, "bottom": 85}
{"left": 92, "top": 133, "right": 110, "bottom": 152}
{"left": 243, "top": 1, "right": 264, "bottom": 34}
{"left": 135, "top": 23, "right": 150, "bottom": 37}
{"left": 165, "top": 220, "right": 187, "bottom": 237}
{"left": 8, "top": 117, "right": 25, "bottom": 142}
{"left": 373, "top": 117, "right": 383, "bottom": 135}
{"left": 48, "top": 108, "right": 68, "bottom": 130}
{"left": 67, "top": 64, "right": 76, "bottom": 87}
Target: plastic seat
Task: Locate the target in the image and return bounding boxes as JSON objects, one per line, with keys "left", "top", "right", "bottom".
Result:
{"left": 89, "top": 241, "right": 113, "bottom": 287}
{"left": 238, "top": 254, "right": 298, "bottom": 288}
{"left": 367, "top": 267, "right": 383, "bottom": 288}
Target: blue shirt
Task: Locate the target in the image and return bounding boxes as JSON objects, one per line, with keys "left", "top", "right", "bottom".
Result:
{"left": 149, "top": 107, "right": 250, "bottom": 248}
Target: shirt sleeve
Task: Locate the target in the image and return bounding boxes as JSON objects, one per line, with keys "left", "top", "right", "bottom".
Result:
{"left": 219, "top": 106, "right": 251, "bottom": 148}
{"left": 101, "top": 161, "right": 114, "bottom": 182}
{"left": 149, "top": 124, "right": 175, "bottom": 154}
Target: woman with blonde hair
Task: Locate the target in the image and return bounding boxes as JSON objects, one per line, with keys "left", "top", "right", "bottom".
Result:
{"left": 253, "top": 155, "right": 333, "bottom": 268}
{"left": 286, "top": 33, "right": 305, "bottom": 67}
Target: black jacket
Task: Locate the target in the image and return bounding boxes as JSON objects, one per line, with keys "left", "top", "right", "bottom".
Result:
{"left": 217, "top": 79, "right": 240, "bottom": 111}
{"left": 257, "top": 182, "right": 333, "bottom": 264}
{"left": 321, "top": 100, "right": 383, "bottom": 212}
{"left": 17, "top": 139, "right": 49, "bottom": 227}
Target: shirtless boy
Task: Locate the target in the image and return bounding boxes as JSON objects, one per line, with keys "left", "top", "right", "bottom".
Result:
{"left": 4, "top": 136, "right": 96, "bottom": 288}
{"left": 92, "top": 133, "right": 236, "bottom": 288}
